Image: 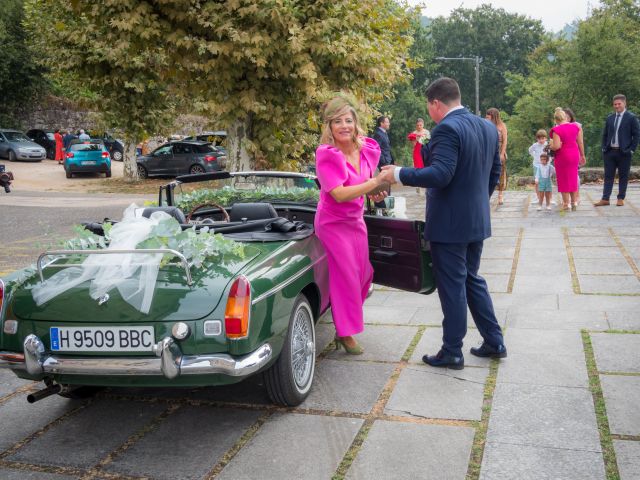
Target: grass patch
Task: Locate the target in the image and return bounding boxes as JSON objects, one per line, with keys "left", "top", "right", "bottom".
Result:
{"left": 581, "top": 330, "right": 620, "bottom": 480}
{"left": 332, "top": 420, "right": 373, "bottom": 480}
{"left": 466, "top": 358, "right": 499, "bottom": 480}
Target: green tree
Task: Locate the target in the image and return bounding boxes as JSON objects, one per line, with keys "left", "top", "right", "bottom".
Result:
{"left": 24, "top": 0, "right": 415, "bottom": 177}
{"left": 429, "top": 5, "right": 545, "bottom": 114}
{"left": 0, "top": 0, "right": 48, "bottom": 127}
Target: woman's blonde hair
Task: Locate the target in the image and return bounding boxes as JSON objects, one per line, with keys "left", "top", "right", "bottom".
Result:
{"left": 554, "top": 107, "right": 567, "bottom": 123}
{"left": 320, "top": 94, "right": 365, "bottom": 148}
{"left": 486, "top": 108, "right": 504, "bottom": 127}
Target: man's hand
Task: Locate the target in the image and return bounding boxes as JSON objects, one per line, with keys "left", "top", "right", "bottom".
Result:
{"left": 368, "top": 191, "right": 388, "bottom": 203}
{"left": 378, "top": 165, "right": 398, "bottom": 184}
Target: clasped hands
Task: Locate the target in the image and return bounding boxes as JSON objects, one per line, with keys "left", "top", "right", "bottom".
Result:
{"left": 367, "top": 165, "right": 398, "bottom": 203}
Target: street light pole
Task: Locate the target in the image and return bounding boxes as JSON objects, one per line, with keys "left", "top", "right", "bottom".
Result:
{"left": 435, "top": 56, "right": 482, "bottom": 116}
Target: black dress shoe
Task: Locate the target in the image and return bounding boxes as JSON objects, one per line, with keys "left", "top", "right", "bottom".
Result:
{"left": 422, "top": 350, "right": 464, "bottom": 370}
{"left": 470, "top": 342, "right": 507, "bottom": 358}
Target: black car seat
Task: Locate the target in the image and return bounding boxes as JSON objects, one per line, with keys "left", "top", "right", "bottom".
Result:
{"left": 141, "top": 206, "right": 187, "bottom": 224}
{"left": 229, "top": 202, "right": 278, "bottom": 222}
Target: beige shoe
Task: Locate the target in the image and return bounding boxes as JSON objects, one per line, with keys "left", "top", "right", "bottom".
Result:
{"left": 593, "top": 199, "right": 610, "bottom": 207}
{"left": 617, "top": 199, "right": 624, "bottom": 206}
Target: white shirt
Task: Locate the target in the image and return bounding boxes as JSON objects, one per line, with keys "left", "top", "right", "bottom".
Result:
{"left": 612, "top": 110, "right": 626, "bottom": 147}
{"left": 393, "top": 105, "right": 464, "bottom": 184}
{"left": 529, "top": 142, "right": 547, "bottom": 167}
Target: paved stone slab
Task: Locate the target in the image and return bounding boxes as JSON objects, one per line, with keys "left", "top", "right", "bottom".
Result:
{"left": 382, "top": 290, "right": 442, "bottom": 308}
{"left": 488, "top": 383, "right": 601, "bottom": 451}
{"left": 507, "top": 309, "right": 608, "bottom": 330}
{"left": 504, "top": 329, "right": 584, "bottom": 355}
{"left": 479, "top": 258, "right": 514, "bottom": 274}
{"left": 521, "top": 227, "right": 563, "bottom": 239}
{"left": 483, "top": 273, "right": 510, "bottom": 293}
{"left": 497, "top": 352, "right": 588, "bottom": 388}
{"left": 511, "top": 274, "right": 574, "bottom": 294}
{"left": 484, "top": 236, "right": 518, "bottom": 247}
{"left": 106, "top": 406, "right": 261, "bottom": 480}
{"left": 492, "top": 293, "right": 558, "bottom": 311}
{"left": 592, "top": 333, "right": 640, "bottom": 372}
{"left": 600, "top": 375, "right": 640, "bottom": 436}
{"left": 385, "top": 364, "right": 488, "bottom": 420}
{"left": 346, "top": 421, "right": 474, "bottom": 480}
{"left": 579, "top": 274, "right": 640, "bottom": 294}
{"left": 614, "top": 440, "right": 640, "bottom": 480}
{"left": 516, "top": 247, "right": 567, "bottom": 259}
{"left": 571, "top": 247, "right": 625, "bottom": 259}
{"left": 574, "top": 258, "right": 635, "bottom": 275}
{"left": 0, "top": 468, "right": 77, "bottom": 480}
{"left": 569, "top": 236, "right": 618, "bottom": 246}
{"left": 217, "top": 413, "right": 363, "bottom": 480}
{"left": 559, "top": 293, "right": 640, "bottom": 311}
{"left": 566, "top": 227, "right": 607, "bottom": 237}
{"left": 0, "top": 394, "right": 81, "bottom": 453}
{"left": 492, "top": 227, "right": 523, "bottom": 236}
{"left": 480, "top": 441, "right": 605, "bottom": 480}
{"left": 482, "top": 247, "right": 516, "bottom": 258}
{"left": 324, "top": 325, "right": 417, "bottom": 363}
{"left": 300, "top": 359, "right": 394, "bottom": 414}
{"left": 363, "top": 305, "right": 419, "bottom": 325}
{"left": 316, "top": 321, "right": 337, "bottom": 354}
{"left": 9, "top": 399, "right": 165, "bottom": 468}
{"left": 516, "top": 258, "right": 572, "bottom": 275}
{"left": 0, "top": 369, "right": 34, "bottom": 398}
{"left": 363, "top": 289, "right": 391, "bottom": 306}
{"left": 606, "top": 311, "right": 640, "bottom": 330}
{"left": 409, "top": 327, "right": 491, "bottom": 367}
{"left": 520, "top": 237, "right": 565, "bottom": 249}
{"left": 613, "top": 227, "right": 640, "bottom": 236}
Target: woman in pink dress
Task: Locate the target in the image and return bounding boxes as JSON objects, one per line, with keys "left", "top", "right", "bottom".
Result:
{"left": 54, "top": 128, "right": 64, "bottom": 165}
{"left": 550, "top": 108, "right": 585, "bottom": 210}
{"left": 314, "top": 95, "right": 385, "bottom": 354}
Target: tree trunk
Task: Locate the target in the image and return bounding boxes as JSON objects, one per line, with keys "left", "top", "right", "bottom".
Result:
{"left": 122, "top": 140, "right": 139, "bottom": 181}
{"left": 227, "top": 118, "right": 254, "bottom": 172}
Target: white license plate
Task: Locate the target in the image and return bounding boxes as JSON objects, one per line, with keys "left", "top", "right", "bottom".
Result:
{"left": 50, "top": 326, "right": 155, "bottom": 352}
{"left": 81, "top": 161, "right": 97, "bottom": 165}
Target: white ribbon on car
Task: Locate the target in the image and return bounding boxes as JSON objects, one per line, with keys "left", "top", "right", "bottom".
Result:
{"left": 32, "top": 204, "right": 168, "bottom": 314}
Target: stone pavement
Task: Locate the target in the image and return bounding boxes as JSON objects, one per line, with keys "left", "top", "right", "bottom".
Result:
{"left": 0, "top": 184, "right": 639, "bottom": 479}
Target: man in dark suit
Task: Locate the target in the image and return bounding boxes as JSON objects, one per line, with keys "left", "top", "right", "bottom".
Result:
{"left": 378, "top": 77, "right": 506, "bottom": 369}
{"left": 373, "top": 116, "right": 393, "bottom": 169}
{"left": 594, "top": 94, "right": 640, "bottom": 207}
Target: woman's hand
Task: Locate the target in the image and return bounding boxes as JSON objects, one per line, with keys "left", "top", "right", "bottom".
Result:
{"left": 368, "top": 191, "right": 388, "bottom": 203}
{"left": 500, "top": 152, "right": 506, "bottom": 162}
{"left": 579, "top": 155, "right": 586, "bottom": 167}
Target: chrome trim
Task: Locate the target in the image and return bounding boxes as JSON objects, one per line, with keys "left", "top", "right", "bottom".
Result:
{"left": 252, "top": 254, "right": 326, "bottom": 305}
{"left": 37, "top": 249, "right": 193, "bottom": 286}
{"left": 1, "top": 335, "right": 272, "bottom": 379}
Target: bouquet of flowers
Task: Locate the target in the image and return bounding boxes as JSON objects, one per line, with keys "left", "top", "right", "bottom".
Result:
{"left": 417, "top": 130, "right": 431, "bottom": 145}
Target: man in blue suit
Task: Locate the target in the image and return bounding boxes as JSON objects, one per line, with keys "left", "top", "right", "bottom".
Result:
{"left": 594, "top": 94, "right": 640, "bottom": 207}
{"left": 378, "top": 77, "right": 506, "bottom": 369}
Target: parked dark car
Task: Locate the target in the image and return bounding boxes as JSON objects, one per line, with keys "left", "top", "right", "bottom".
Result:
{"left": 87, "top": 132, "right": 124, "bottom": 161}
{"left": 26, "top": 129, "right": 56, "bottom": 159}
{"left": 183, "top": 131, "right": 227, "bottom": 154}
{"left": 0, "top": 129, "right": 46, "bottom": 162}
{"left": 136, "top": 141, "right": 226, "bottom": 178}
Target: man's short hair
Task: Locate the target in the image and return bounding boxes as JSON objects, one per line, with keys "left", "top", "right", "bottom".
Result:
{"left": 376, "top": 116, "right": 389, "bottom": 127}
{"left": 613, "top": 94, "right": 626, "bottom": 103}
{"left": 425, "top": 77, "right": 461, "bottom": 105}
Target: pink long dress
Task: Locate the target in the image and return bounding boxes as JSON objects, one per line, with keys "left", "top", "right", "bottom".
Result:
{"left": 314, "top": 137, "right": 380, "bottom": 337}
{"left": 550, "top": 123, "right": 580, "bottom": 192}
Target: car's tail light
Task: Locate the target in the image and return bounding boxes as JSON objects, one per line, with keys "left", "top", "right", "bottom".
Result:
{"left": 66, "top": 152, "right": 74, "bottom": 158}
{"left": 101, "top": 152, "right": 110, "bottom": 158}
{"left": 225, "top": 276, "right": 251, "bottom": 338}
{"left": 204, "top": 155, "right": 217, "bottom": 163}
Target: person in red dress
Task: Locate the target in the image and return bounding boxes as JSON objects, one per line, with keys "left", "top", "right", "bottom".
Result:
{"left": 54, "top": 128, "right": 64, "bottom": 165}
{"left": 407, "top": 118, "right": 430, "bottom": 169}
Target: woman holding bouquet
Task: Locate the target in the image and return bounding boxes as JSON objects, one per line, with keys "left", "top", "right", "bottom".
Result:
{"left": 407, "top": 118, "right": 430, "bottom": 168}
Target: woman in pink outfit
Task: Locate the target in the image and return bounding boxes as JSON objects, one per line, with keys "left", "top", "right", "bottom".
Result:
{"left": 549, "top": 107, "right": 585, "bottom": 210}
{"left": 314, "top": 95, "right": 385, "bottom": 354}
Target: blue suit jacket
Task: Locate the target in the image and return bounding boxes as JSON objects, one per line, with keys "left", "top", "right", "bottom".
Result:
{"left": 399, "top": 108, "right": 501, "bottom": 244}
{"left": 373, "top": 127, "right": 393, "bottom": 168}
{"left": 601, "top": 110, "right": 640, "bottom": 155}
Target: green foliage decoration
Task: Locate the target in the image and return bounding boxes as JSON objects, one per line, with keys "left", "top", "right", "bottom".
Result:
{"left": 178, "top": 187, "right": 319, "bottom": 214}
{"left": 63, "top": 219, "right": 245, "bottom": 269}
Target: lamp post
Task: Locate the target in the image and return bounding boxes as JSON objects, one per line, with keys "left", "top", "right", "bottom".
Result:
{"left": 435, "top": 56, "right": 481, "bottom": 116}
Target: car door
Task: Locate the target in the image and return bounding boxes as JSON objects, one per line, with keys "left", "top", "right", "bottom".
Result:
{"left": 364, "top": 212, "right": 436, "bottom": 295}
{"left": 171, "top": 143, "right": 192, "bottom": 174}
{"left": 146, "top": 145, "right": 173, "bottom": 174}
{"left": 0, "top": 133, "right": 7, "bottom": 157}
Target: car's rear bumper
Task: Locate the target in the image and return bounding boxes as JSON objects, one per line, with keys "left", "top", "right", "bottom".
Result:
{"left": 0, "top": 334, "right": 272, "bottom": 380}
{"left": 66, "top": 163, "right": 110, "bottom": 173}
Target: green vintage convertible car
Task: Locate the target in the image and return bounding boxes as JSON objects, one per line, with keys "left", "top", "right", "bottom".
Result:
{"left": 0, "top": 171, "right": 434, "bottom": 406}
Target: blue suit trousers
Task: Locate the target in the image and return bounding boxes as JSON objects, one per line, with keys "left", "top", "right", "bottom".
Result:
{"left": 430, "top": 241, "right": 504, "bottom": 357}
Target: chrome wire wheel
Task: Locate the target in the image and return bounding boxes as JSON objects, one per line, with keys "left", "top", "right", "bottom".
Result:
{"left": 290, "top": 302, "right": 315, "bottom": 392}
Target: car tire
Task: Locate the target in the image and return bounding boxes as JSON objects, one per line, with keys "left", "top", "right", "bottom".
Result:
{"left": 137, "top": 164, "right": 148, "bottom": 179}
{"left": 112, "top": 150, "right": 123, "bottom": 161}
{"left": 105, "top": 169, "right": 112, "bottom": 178}
{"left": 65, "top": 168, "right": 72, "bottom": 179}
{"left": 189, "top": 164, "right": 206, "bottom": 175}
{"left": 8, "top": 150, "right": 16, "bottom": 162}
{"left": 264, "top": 294, "right": 315, "bottom": 406}
{"left": 58, "top": 385, "right": 103, "bottom": 399}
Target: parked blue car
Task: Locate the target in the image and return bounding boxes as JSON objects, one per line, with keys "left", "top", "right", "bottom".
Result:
{"left": 64, "top": 140, "right": 111, "bottom": 178}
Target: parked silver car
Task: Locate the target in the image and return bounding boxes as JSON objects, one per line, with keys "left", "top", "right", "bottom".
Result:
{"left": 0, "top": 129, "right": 46, "bottom": 162}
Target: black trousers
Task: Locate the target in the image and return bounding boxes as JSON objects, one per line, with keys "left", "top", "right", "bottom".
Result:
{"left": 602, "top": 149, "right": 632, "bottom": 200}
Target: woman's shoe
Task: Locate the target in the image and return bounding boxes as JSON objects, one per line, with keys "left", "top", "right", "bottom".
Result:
{"left": 335, "top": 335, "right": 364, "bottom": 355}
{"left": 497, "top": 195, "right": 504, "bottom": 205}
{"left": 571, "top": 204, "right": 577, "bottom": 211}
